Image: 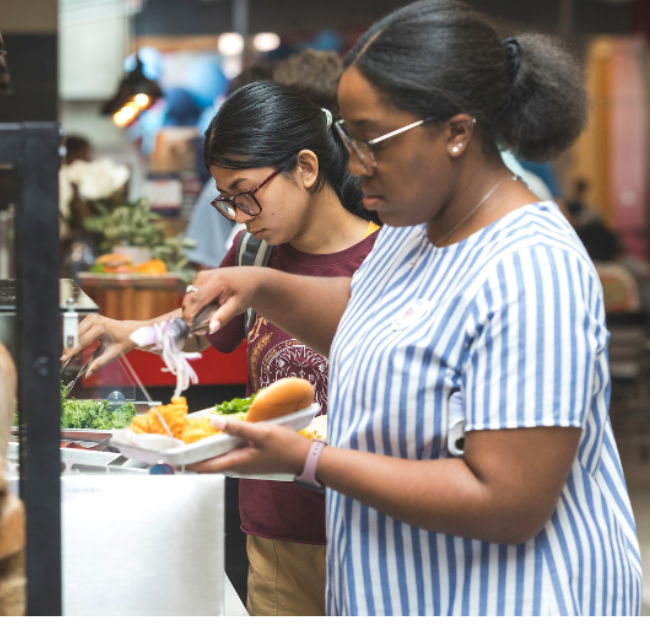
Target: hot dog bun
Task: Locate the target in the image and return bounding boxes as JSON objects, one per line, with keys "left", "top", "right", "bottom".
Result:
{"left": 246, "top": 378, "right": 314, "bottom": 422}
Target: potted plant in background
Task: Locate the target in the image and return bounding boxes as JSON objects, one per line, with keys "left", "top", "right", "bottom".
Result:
{"left": 85, "top": 197, "right": 163, "bottom": 265}
{"left": 60, "top": 158, "right": 131, "bottom": 234}
{"left": 84, "top": 197, "right": 197, "bottom": 283}
{"left": 59, "top": 157, "right": 132, "bottom": 281}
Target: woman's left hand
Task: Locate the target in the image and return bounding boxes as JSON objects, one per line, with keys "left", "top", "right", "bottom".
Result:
{"left": 187, "top": 417, "right": 313, "bottom": 475}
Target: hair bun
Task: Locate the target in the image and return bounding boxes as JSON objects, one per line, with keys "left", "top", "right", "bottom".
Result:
{"left": 496, "top": 33, "right": 588, "bottom": 162}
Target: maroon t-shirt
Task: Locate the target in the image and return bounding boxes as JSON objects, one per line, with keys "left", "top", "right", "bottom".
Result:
{"left": 208, "top": 230, "right": 378, "bottom": 544}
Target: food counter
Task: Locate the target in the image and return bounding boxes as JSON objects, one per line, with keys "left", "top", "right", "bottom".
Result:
{"left": 80, "top": 343, "right": 248, "bottom": 388}
{"left": 0, "top": 122, "right": 249, "bottom": 616}
{"left": 1, "top": 260, "right": 244, "bottom": 613}
{"left": 6, "top": 472, "right": 248, "bottom": 616}
{"left": 76, "top": 272, "right": 186, "bottom": 321}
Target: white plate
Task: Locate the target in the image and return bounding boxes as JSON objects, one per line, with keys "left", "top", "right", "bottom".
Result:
{"left": 222, "top": 414, "right": 328, "bottom": 481}
{"left": 111, "top": 403, "right": 321, "bottom": 468}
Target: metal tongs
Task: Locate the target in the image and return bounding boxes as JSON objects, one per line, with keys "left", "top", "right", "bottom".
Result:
{"left": 168, "top": 302, "right": 221, "bottom": 350}
{"left": 61, "top": 343, "right": 104, "bottom": 399}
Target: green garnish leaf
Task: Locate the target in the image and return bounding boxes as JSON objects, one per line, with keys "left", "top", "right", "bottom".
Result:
{"left": 215, "top": 394, "right": 255, "bottom": 415}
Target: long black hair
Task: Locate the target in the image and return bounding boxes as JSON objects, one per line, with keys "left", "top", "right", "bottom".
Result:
{"left": 345, "top": 0, "right": 588, "bottom": 162}
{"left": 204, "top": 81, "right": 378, "bottom": 223}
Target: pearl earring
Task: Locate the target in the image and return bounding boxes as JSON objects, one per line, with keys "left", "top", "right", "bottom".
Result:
{"left": 452, "top": 145, "right": 460, "bottom": 154}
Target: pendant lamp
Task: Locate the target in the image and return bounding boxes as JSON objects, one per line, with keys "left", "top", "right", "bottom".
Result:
{"left": 102, "top": 55, "right": 163, "bottom": 127}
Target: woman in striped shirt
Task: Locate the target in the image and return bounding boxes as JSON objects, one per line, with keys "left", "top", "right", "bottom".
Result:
{"left": 185, "top": 0, "right": 642, "bottom": 615}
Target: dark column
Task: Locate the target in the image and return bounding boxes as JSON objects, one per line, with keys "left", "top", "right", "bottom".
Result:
{"left": 0, "top": 122, "right": 63, "bottom": 615}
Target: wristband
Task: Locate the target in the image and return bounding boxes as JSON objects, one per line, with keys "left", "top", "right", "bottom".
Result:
{"left": 294, "top": 439, "right": 327, "bottom": 494}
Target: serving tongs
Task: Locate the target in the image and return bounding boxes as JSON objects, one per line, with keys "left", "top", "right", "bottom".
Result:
{"left": 62, "top": 344, "right": 104, "bottom": 399}
{"left": 168, "top": 302, "right": 221, "bottom": 350}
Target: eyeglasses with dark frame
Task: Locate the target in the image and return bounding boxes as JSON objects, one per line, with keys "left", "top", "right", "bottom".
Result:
{"left": 334, "top": 116, "right": 437, "bottom": 173}
{"left": 211, "top": 166, "right": 284, "bottom": 221}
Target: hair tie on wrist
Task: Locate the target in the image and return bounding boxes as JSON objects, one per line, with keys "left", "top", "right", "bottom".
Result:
{"left": 502, "top": 37, "right": 521, "bottom": 80}
{"left": 321, "top": 107, "right": 333, "bottom": 128}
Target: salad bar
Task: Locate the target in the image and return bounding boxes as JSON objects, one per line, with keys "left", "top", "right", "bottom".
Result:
{"left": 45, "top": 378, "right": 325, "bottom": 471}
{"left": 1, "top": 122, "right": 255, "bottom": 616}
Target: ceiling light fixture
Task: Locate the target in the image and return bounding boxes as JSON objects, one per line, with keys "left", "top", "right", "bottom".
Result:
{"left": 102, "top": 55, "right": 163, "bottom": 127}
{"left": 253, "top": 32, "right": 281, "bottom": 52}
{"left": 218, "top": 32, "right": 245, "bottom": 56}
{"left": 102, "top": 0, "right": 162, "bottom": 127}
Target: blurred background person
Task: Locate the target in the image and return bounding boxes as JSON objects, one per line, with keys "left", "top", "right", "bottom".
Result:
{"left": 272, "top": 48, "right": 343, "bottom": 112}
{"left": 63, "top": 135, "right": 93, "bottom": 165}
{"left": 567, "top": 178, "right": 622, "bottom": 262}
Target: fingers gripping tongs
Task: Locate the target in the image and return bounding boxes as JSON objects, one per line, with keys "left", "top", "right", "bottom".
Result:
{"left": 168, "top": 302, "right": 221, "bottom": 350}
{"left": 62, "top": 344, "right": 104, "bottom": 399}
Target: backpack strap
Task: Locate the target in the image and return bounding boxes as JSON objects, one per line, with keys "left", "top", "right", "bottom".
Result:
{"left": 235, "top": 233, "right": 274, "bottom": 333}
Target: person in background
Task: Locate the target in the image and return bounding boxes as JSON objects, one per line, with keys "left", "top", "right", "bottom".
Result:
{"left": 63, "top": 81, "right": 380, "bottom": 616}
{"left": 272, "top": 48, "right": 343, "bottom": 112}
{"left": 0, "top": 343, "right": 25, "bottom": 616}
{"left": 186, "top": 51, "right": 346, "bottom": 270}
{"left": 567, "top": 179, "right": 650, "bottom": 312}
{"left": 566, "top": 178, "right": 622, "bottom": 262}
{"left": 500, "top": 150, "right": 554, "bottom": 201}
{"left": 518, "top": 158, "right": 562, "bottom": 198}
{"left": 61, "top": 134, "right": 96, "bottom": 232}
{"left": 227, "top": 59, "right": 279, "bottom": 95}
{"left": 63, "top": 135, "right": 93, "bottom": 165}
{"left": 59, "top": 135, "right": 97, "bottom": 267}
{"left": 0, "top": 31, "right": 12, "bottom": 95}
{"left": 182, "top": 0, "right": 641, "bottom": 615}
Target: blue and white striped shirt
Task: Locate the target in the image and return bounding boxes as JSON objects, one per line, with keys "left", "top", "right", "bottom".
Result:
{"left": 326, "top": 202, "right": 642, "bottom": 616}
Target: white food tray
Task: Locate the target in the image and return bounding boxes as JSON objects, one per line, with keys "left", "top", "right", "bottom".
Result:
{"left": 111, "top": 403, "right": 320, "bottom": 468}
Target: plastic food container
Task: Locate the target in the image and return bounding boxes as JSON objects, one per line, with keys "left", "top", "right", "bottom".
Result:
{"left": 110, "top": 403, "right": 321, "bottom": 468}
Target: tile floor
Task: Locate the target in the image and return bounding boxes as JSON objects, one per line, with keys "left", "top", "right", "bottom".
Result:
{"left": 630, "top": 490, "right": 650, "bottom": 615}
{"left": 614, "top": 402, "right": 650, "bottom": 615}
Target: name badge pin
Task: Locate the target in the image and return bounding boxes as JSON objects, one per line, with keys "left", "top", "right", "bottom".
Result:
{"left": 391, "top": 299, "right": 431, "bottom": 331}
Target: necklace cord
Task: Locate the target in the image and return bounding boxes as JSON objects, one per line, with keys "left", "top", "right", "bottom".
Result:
{"left": 434, "top": 175, "right": 520, "bottom": 247}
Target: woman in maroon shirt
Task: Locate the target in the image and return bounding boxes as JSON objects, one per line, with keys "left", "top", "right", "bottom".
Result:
{"left": 64, "top": 81, "right": 379, "bottom": 616}
{"left": 202, "top": 82, "right": 379, "bottom": 616}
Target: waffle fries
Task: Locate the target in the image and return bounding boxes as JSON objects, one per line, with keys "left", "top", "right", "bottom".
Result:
{"left": 129, "top": 397, "right": 221, "bottom": 443}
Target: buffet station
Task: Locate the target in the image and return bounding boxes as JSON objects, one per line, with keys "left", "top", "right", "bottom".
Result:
{"left": 2, "top": 202, "right": 323, "bottom": 616}
{"left": 0, "top": 275, "right": 248, "bottom": 615}
{"left": 74, "top": 268, "right": 248, "bottom": 387}
{"left": 0, "top": 123, "right": 257, "bottom": 615}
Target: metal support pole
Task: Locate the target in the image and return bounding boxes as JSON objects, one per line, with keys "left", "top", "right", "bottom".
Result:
{"left": 233, "top": 0, "right": 249, "bottom": 60}
{"left": 9, "top": 122, "right": 62, "bottom": 615}
{"left": 233, "top": 0, "right": 248, "bottom": 38}
{"left": 558, "top": 0, "right": 574, "bottom": 38}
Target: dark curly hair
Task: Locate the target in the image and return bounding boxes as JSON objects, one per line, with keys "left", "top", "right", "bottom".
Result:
{"left": 345, "top": 0, "right": 588, "bottom": 162}
{"left": 273, "top": 49, "right": 343, "bottom": 112}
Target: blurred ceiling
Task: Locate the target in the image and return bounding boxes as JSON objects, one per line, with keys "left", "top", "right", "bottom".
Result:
{"left": 131, "top": 0, "right": 635, "bottom": 37}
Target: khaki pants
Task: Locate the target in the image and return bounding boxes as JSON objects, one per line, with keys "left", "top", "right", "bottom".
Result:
{"left": 246, "top": 534, "right": 326, "bottom": 616}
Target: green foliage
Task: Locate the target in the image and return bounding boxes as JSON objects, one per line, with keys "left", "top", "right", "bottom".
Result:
{"left": 83, "top": 198, "right": 197, "bottom": 282}
{"left": 151, "top": 234, "right": 198, "bottom": 284}
{"left": 84, "top": 198, "right": 166, "bottom": 251}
